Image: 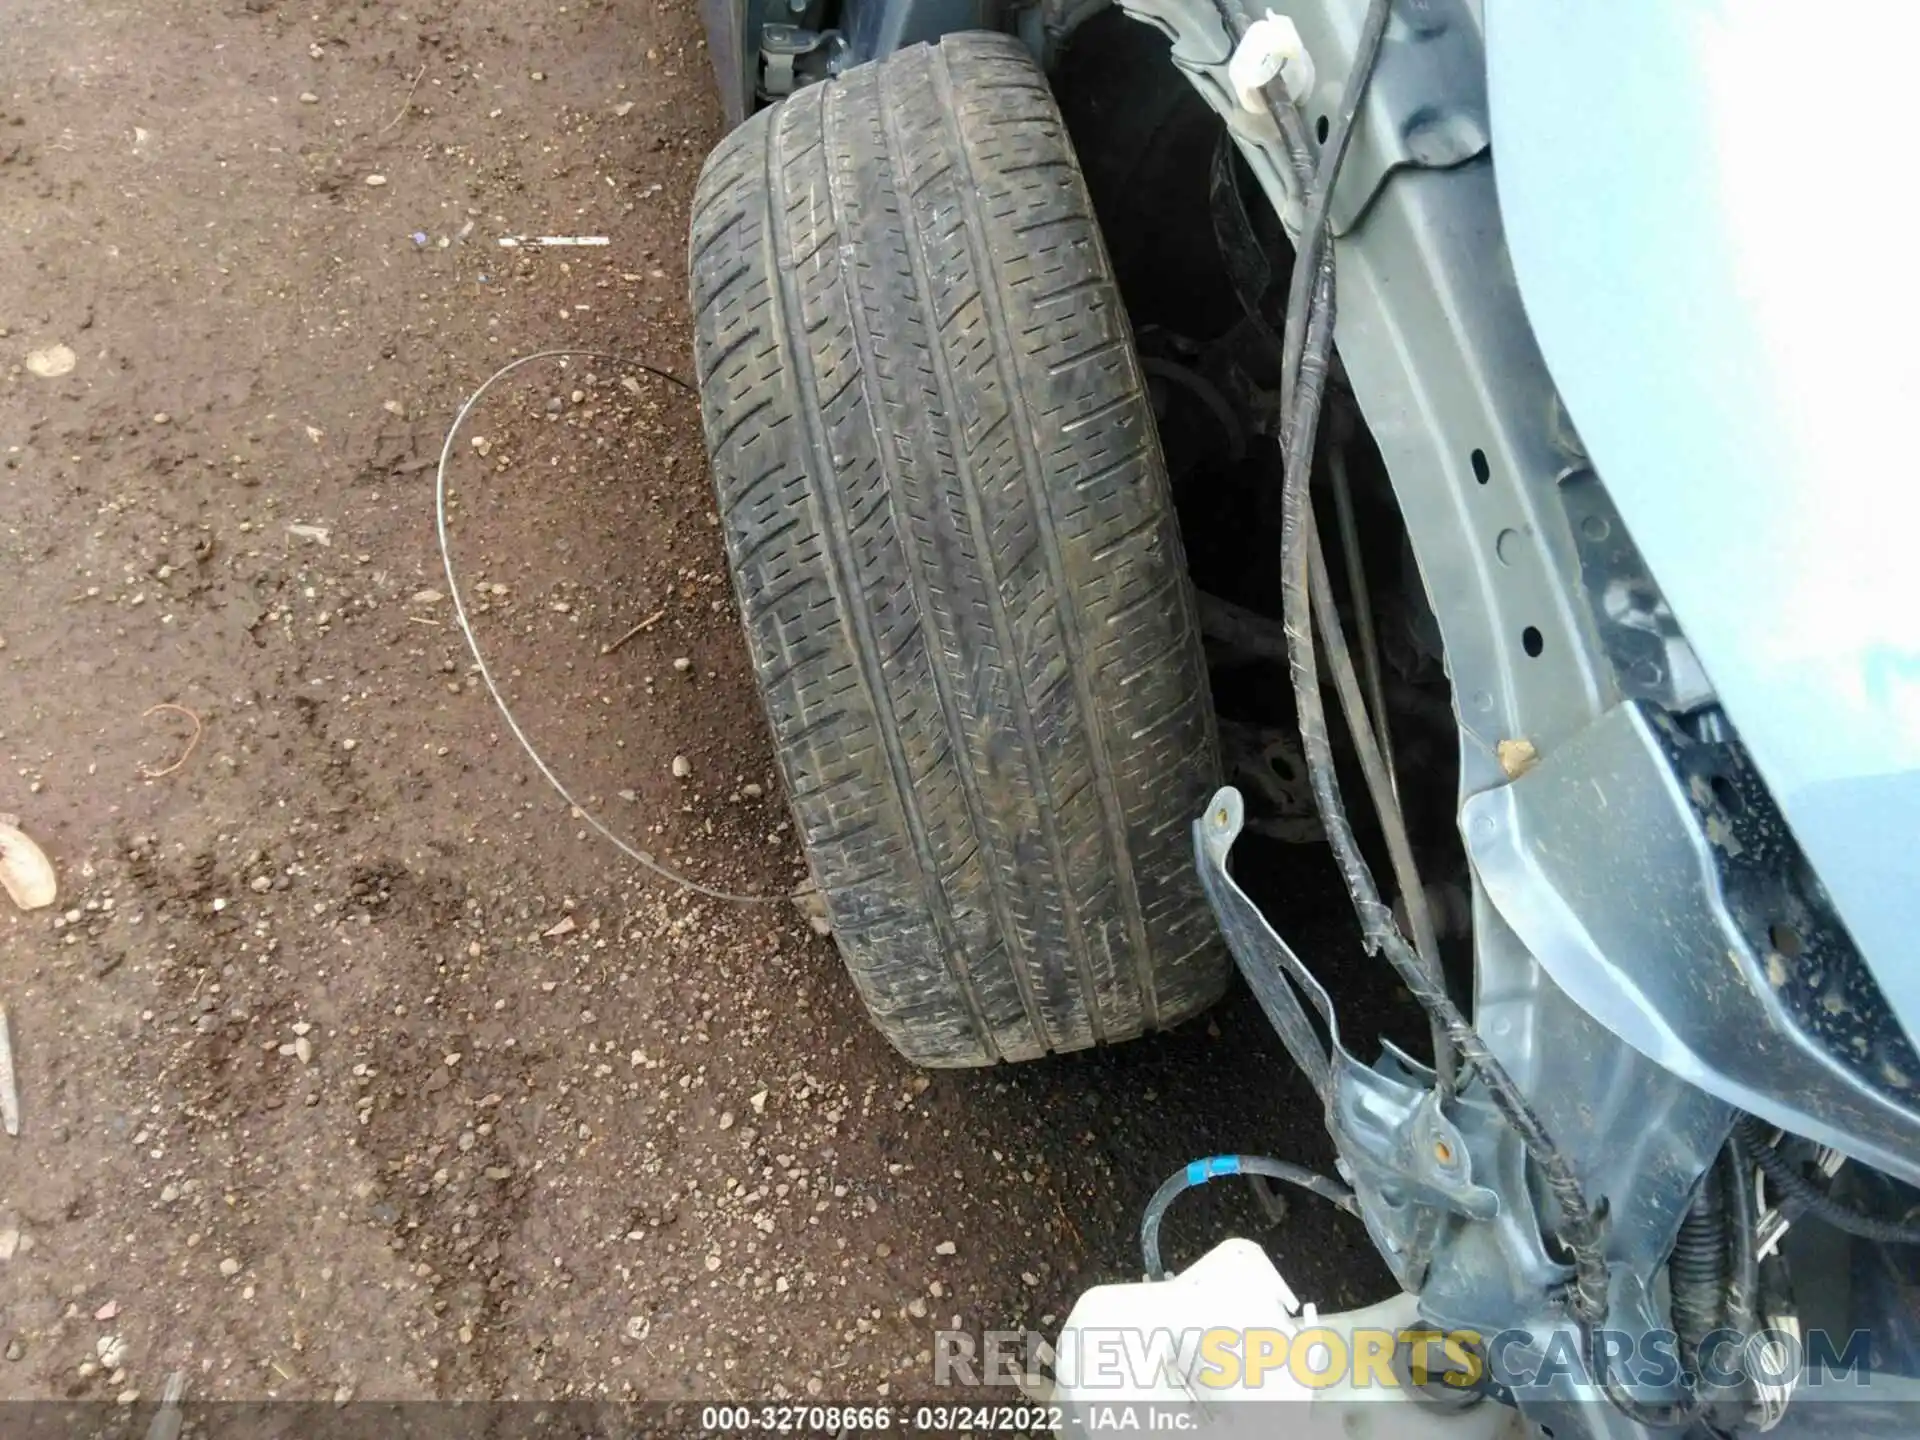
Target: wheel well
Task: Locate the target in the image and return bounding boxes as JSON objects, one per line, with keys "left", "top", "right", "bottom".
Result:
{"left": 1052, "top": 11, "right": 1475, "bottom": 1040}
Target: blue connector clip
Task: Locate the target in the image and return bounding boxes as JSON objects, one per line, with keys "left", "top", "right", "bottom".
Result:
{"left": 1185, "top": 1155, "right": 1243, "bottom": 1187}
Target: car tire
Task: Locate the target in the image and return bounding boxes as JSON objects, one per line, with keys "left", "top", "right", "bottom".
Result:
{"left": 688, "top": 33, "right": 1225, "bottom": 1066}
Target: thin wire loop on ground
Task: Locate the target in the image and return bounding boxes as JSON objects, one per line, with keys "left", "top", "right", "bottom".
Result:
{"left": 140, "top": 703, "right": 204, "bottom": 779}
{"left": 435, "top": 348, "right": 799, "bottom": 906}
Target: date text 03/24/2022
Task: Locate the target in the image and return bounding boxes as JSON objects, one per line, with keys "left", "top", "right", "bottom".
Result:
{"left": 697, "top": 1404, "right": 1077, "bottom": 1432}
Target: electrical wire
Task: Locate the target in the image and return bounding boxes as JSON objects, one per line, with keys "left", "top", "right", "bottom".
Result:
{"left": 1669, "top": 1156, "right": 1727, "bottom": 1381}
{"left": 1263, "top": 0, "right": 1457, "bottom": 1094}
{"left": 1208, "top": 9, "right": 1810, "bottom": 1426}
{"left": 1228, "top": 3, "right": 1453, "bottom": 1091}
{"left": 435, "top": 348, "right": 801, "bottom": 906}
{"left": 1226, "top": 4, "right": 1680, "bottom": 1420}
{"left": 1276, "top": 0, "right": 1389, "bottom": 435}
{"left": 1736, "top": 1117, "right": 1920, "bottom": 1244}
{"left": 1141, "top": 1154, "right": 1359, "bottom": 1279}
{"left": 1307, "top": 527, "right": 1447, "bottom": 1063}
{"left": 1326, "top": 445, "right": 1396, "bottom": 795}
{"left": 1723, "top": 1131, "right": 1760, "bottom": 1362}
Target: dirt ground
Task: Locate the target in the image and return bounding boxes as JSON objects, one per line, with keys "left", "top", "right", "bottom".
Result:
{"left": 0, "top": 0, "right": 1383, "bottom": 1411}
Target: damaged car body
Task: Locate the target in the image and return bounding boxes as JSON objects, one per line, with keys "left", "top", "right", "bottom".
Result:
{"left": 688, "top": 0, "right": 1920, "bottom": 1434}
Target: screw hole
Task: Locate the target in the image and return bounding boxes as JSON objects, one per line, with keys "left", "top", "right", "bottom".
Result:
{"left": 1521, "top": 626, "right": 1544, "bottom": 657}
{"left": 1470, "top": 448, "right": 1490, "bottom": 485}
{"left": 1315, "top": 114, "right": 1330, "bottom": 143}
{"left": 1771, "top": 921, "right": 1806, "bottom": 959}
{"left": 1709, "top": 773, "right": 1744, "bottom": 815}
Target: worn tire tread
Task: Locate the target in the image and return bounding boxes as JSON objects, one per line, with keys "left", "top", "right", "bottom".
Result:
{"left": 689, "top": 35, "right": 1224, "bottom": 1066}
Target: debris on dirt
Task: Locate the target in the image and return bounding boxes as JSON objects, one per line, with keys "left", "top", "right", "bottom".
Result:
{"left": 285, "top": 523, "right": 333, "bottom": 547}
{"left": 25, "top": 344, "right": 76, "bottom": 378}
{"left": 375, "top": 65, "right": 427, "bottom": 138}
{"left": 138, "top": 703, "right": 204, "bottom": 780}
{"left": 749, "top": 1088, "right": 768, "bottom": 1114}
{"left": 95, "top": 1300, "right": 120, "bottom": 1321}
{"left": 147, "top": 1371, "right": 186, "bottom": 1440}
{"left": 364, "top": 174, "right": 388, "bottom": 187}
{"left": 0, "top": 1007, "right": 15, "bottom": 1136}
{"left": 497, "top": 235, "right": 610, "bottom": 249}
{"left": 671, "top": 656, "right": 692, "bottom": 673}
{"left": 602, "top": 608, "right": 666, "bottom": 654}
{"left": 0, "top": 1225, "right": 20, "bottom": 1261}
{"left": 935, "top": 1240, "right": 957, "bottom": 1256}
{"left": 0, "top": 820, "right": 57, "bottom": 910}
{"left": 794, "top": 887, "right": 832, "bottom": 937}
{"left": 1497, "top": 737, "right": 1539, "bottom": 779}
{"left": 670, "top": 755, "right": 691, "bottom": 778}
{"left": 542, "top": 915, "right": 577, "bottom": 939}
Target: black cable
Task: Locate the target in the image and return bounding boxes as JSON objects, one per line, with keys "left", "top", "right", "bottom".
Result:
{"left": 1737, "top": 1117, "right": 1920, "bottom": 1244}
{"left": 1584, "top": 1321, "right": 1706, "bottom": 1431}
{"left": 1250, "top": 3, "right": 1452, "bottom": 1094}
{"left": 1278, "top": 0, "right": 1391, "bottom": 431}
{"left": 1723, "top": 1131, "right": 1760, "bottom": 1345}
{"left": 1248, "top": 0, "right": 1622, "bottom": 1369}
{"left": 1288, "top": 242, "right": 1641, "bottom": 1409}
{"left": 1663, "top": 1135, "right": 1757, "bottom": 1419}
{"left": 1209, "top": 4, "right": 1678, "bottom": 1423}
{"left": 1669, "top": 1159, "right": 1727, "bottom": 1379}
{"left": 1141, "top": 1154, "right": 1358, "bottom": 1279}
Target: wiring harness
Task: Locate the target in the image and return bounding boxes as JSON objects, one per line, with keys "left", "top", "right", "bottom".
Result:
{"left": 1737, "top": 1117, "right": 1920, "bottom": 1246}
{"left": 1203, "top": 0, "right": 1705, "bottom": 1424}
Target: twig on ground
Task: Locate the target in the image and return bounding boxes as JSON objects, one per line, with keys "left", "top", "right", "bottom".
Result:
{"left": 602, "top": 609, "right": 667, "bottom": 655}
{"left": 1052, "top": 1190, "right": 1083, "bottom": 1250}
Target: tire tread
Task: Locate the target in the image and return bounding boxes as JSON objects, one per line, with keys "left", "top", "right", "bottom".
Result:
{"left": 688, "top": 36, "right": 1224, "bottom": 1066}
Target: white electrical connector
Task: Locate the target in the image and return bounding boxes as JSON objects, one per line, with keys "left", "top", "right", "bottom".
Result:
{"left": 1228, "top": 11, "right": 1316, "bottom": 113}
